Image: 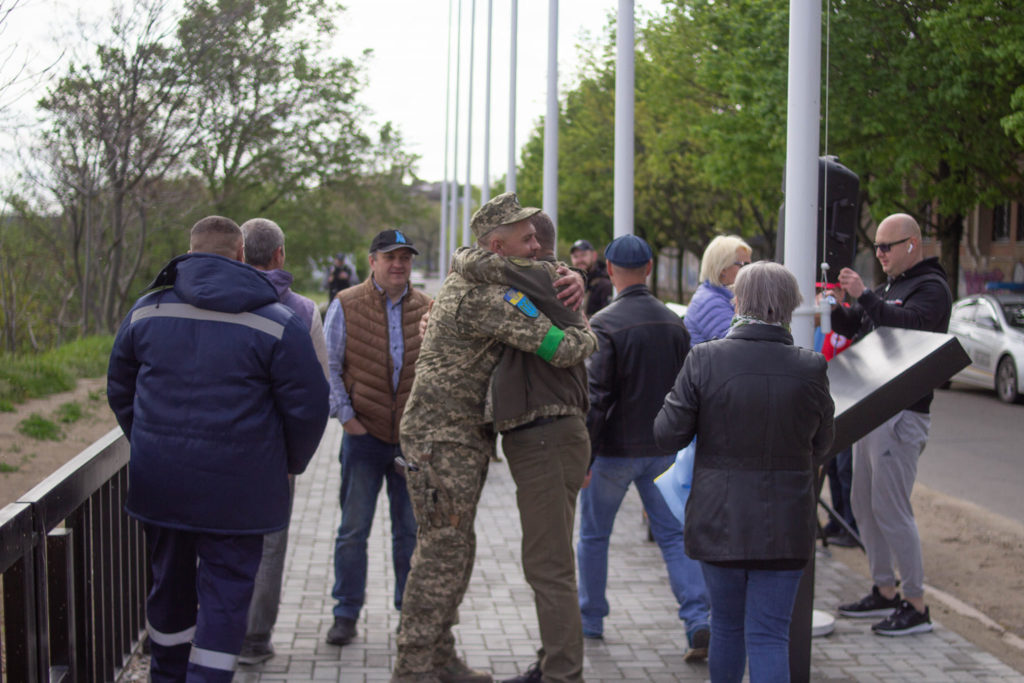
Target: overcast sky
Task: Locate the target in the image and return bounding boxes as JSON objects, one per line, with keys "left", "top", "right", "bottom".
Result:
{"left": 1, "top": 0, "right": 665, "bottom": 185}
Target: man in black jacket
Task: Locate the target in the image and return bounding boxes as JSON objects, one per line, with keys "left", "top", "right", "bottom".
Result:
{"left": 577, "top": 235, "right": 711, "bottom": 660}
{"left": 570, "top": 239, "right": 613, "bottom": 317}
{"left": 832, "top": 213, "right": 952, "bottom": 636}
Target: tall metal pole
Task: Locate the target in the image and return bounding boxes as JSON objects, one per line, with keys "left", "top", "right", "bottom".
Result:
{"left": 439, "top": 0, "right": 455, "bottom": 277}
{"left": 783, "top": 2, "right": 822, "bottom": 682}
{"left": 462, "top": 0, "right": 477, "bottom": 246}
{"left": 507, "top": 0, "right": 518, "bottom": 193}
{"left": 448, "top": 0, "right": 463, "bottom": 250}
{"left": 482, "top": 0, "right": 493, "bottom": 203}
{"left": 543, "top": 0, "right": 559, "bottom": 241}
{"left": 783, "top": 0, "right": 821, "bottom": 348}
{"left": 614, "top": 0, "right": 635, "bottom": 238}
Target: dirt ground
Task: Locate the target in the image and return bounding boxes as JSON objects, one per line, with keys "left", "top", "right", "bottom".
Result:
{"left": 1, "top": 381, "right": 1023, "bottom": 674}
{"left": 826, "top": 483, "right": 1024, "bottom": 673}
{"left": 0, "top": 378, "right": 117, "bottom": 503}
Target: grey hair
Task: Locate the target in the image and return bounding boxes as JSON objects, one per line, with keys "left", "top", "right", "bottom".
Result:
{"left": 699, "top": 234, "right": 752, "bottom": 284}
{"left": 733, "top": 261, "right": 802, "bottom": 325}
{"left": 240, "top": 218, "right": 285, "bottom": 267}
{"left": 531, "top": 211, "right": 556, "bottom": 255}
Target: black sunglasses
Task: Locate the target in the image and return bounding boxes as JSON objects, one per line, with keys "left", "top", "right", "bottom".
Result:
{"left": 872, "top": 237, "right": 911, "bottom": 253}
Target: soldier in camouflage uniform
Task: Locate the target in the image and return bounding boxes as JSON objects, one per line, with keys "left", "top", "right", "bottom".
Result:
{"left": 450, "top": 212, "right": 591, "bottom": 683}
{"left": 395, "top": 194, "right": 597, "bottom": 683}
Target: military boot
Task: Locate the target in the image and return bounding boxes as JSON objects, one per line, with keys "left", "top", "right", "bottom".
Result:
{"left": 437, "top": 658, "right": 493, "bottom": 683}
{"left": 390, "top": 672, "right": 442, "bottom": 683}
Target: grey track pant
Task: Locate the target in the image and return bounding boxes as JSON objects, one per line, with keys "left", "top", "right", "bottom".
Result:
{"left": 851, "top": 410, "right": 930, "bottom": 599}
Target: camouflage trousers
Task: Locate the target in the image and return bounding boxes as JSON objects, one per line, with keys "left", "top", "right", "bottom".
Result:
{"left": 394, "top": 438, "right": 492, "bottom": 675}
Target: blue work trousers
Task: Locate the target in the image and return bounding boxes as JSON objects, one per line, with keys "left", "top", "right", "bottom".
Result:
{"left": 144, "top": 524, "right": 263, "bottom": 683}
{"left": 331, "top": 430, "right": 417, "bottom": 619}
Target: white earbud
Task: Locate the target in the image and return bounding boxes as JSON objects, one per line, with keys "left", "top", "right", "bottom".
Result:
{"left": 907, "top": 243, "right": 913, "bottom": 253}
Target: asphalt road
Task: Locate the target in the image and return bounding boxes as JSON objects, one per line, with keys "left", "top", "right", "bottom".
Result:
{"left": 920, "top": 382, "right": 1024, "bottom": 522}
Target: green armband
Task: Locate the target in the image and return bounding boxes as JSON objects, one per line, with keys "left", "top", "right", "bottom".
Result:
{"left": 536, "top": 325, "right": 565, "bottom": 361}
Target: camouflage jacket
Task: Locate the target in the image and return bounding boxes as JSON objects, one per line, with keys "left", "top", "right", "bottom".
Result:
{"left": 400, "top": 255, "right": 598, "bottom": 448}
{"left": 451, "top": 247, "right": 592, "bottom": 432}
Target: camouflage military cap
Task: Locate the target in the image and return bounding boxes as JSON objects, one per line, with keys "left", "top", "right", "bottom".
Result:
{"left": 470, "top": 192, "right": 541, "bottom": 240}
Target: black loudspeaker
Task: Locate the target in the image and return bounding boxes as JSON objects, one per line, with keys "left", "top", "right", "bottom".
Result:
{"left": 776, "top": 156, "right": 860, "bottom": 283}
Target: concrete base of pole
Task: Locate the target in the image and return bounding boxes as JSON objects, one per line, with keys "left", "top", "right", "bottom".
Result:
{"left": 812, "top": 609, "right": 836, "bottom": 637}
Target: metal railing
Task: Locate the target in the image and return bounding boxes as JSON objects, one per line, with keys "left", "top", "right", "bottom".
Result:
{"left": 0, "top": 428, "right": 146, "bottom": 682}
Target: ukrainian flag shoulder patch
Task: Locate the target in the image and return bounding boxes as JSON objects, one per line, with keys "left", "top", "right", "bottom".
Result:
{"left": 504, "top": 288, "right": 539, "bottom": 318}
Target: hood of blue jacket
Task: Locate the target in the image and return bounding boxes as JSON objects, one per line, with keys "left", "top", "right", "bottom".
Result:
{"left": 147, "top": 253, "right": 279, "bottom": 313}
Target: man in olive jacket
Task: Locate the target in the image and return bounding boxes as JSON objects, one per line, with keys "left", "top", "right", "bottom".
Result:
{"left": 450, "top": 211, "right": 591, "bottom": 683}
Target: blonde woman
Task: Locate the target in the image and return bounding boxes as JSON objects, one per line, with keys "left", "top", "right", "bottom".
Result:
{"left": 684, "top": 235, "right": 752, "bottom": 344}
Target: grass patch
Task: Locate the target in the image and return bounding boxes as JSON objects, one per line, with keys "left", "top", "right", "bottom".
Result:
{"left": 45, "top": 336, "right": 115, "bottom": 377}
{"left": 0, "top": 462, "right": 19, "bottom": 473}
{"left": 0, "top": 335, "right": 114, "bottom": 407}
{"left": 0, "top": 399, "right": 13, "bottom": 412}
{"left": 16, "top": 414, "right": 62, "bottom": 441}
{"left": 55, "top": 402, "right": 84, "bottom": 424}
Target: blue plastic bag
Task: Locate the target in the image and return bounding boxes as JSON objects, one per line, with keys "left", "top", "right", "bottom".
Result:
{"left": 653, "top": 437, "right": 696, "bottom": 527}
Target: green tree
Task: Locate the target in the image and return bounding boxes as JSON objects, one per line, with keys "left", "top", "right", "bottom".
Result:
{"left": 176, "top": 0, "right": 373, "bottom": 217}
{"left": 29, "top": 0, "right": 195, "bottom": 334}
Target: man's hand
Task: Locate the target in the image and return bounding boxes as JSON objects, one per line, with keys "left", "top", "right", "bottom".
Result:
{"left": 838, "top": 267, "right": 866, "bottom": 300}
{"left": 342, "top": 417, "right": 368, "bottom": 436}
{"left": 554, "top": 265, "right": 585, "bottom": 311}
{"left": 418, "top": 299, "right": 434, "bottom": 338}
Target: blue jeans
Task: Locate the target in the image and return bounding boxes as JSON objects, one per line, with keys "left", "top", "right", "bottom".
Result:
{"left": 577, "top": 455, "right": 710, "bottom": 641}
{"left": 332, "top": 431, "right": 417, "bottom": 620}
{"left": 700, "top": 563, "right": 803, "bottom": 683}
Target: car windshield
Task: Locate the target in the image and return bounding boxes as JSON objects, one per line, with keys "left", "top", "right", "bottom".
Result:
{"left": 1003, "top": 302, "right": 1024, "bottom": 330}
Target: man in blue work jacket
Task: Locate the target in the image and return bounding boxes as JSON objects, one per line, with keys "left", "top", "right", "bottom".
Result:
{"left": 107, "top": 215, "right": 329, "bottom": 682}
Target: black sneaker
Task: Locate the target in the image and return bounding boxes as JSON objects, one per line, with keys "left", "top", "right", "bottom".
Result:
{"left": 326, "top": 616, "right": 357, "bottom": 645}
{"left": 872, "top": 601, "right": 933, "bottom": 636}
{"left": 501, "top": 660, "right": 542, "bottom": 683}
{"left": 826, "top": 530, "right": 859, "bottom": 548}
{"left": 837, "top": 586, "right": 901, "bottom": 618}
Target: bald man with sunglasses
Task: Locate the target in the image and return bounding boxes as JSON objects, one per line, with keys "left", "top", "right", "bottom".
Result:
{"left": 830, "top": 213, "right": 952, "bottom": 637}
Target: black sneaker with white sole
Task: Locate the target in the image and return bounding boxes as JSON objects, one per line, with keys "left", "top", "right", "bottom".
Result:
{"left": 837, "top": 585, "right": 901, "bottom": 618}
{"left": 872, "top": 600, "right": 933, "bottom": 636}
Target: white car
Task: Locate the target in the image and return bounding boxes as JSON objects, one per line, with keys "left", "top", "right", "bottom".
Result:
{"left": 947, "top": 292, "right": 1024, "bottom": 403}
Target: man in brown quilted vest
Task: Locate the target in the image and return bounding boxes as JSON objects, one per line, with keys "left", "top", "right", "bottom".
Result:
{"left": 323, "top": 229, "right": 431, "bottom": 647}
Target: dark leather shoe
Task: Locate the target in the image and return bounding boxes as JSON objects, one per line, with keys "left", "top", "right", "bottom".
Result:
{"left": 326, "top": 616, "right": 357, "bottom": 645}
{"left": 501, "top": 660, "right": 541, "bottom": 683}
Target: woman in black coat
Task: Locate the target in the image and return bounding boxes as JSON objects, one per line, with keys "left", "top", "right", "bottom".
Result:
{"left": 654, "top": 261, "right": 834, "bottom": 683}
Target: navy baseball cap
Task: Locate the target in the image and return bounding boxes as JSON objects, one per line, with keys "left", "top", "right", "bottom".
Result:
{"left": 604, "top": 234, "right": 652, "bottom": 268}
{"left": 369, "top": 229, "right": 419, "bottom": 255}
{"left": 570, "top": 239, "right": 594, "bottom": 253}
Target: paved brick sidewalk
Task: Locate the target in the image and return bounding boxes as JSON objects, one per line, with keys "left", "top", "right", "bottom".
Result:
{"left": 234, "top": 421, "right": 1024, "bottom": 682}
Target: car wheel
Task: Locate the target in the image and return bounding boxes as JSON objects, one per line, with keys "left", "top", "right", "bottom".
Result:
{"left": 995, "top": 356, "right": 1021, "bottom": 404}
